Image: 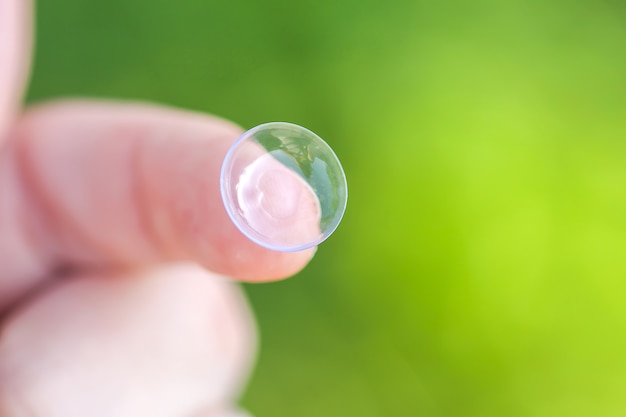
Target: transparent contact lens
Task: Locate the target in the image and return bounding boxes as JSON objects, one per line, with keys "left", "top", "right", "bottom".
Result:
{"left": 220, "top": 122, "right": 348, "bottom": 252}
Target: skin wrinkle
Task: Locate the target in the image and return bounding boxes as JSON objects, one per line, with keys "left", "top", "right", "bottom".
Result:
{"left": 132, "top": 129, "right": 181, "bottom": 263}
{"left": 130, "top": 129, "right": 166, "bottom": 263}
{"left": 12, "top": 124, "right": 105, "bottom": 266}
{"left": 0, "top": 144, "right": 50, "bottom": 313}
{"left": 134, "top": 117, "right": 243, "bottom": 274}
{"left": 13, "top": 108, "right": 166, "bottom": 267}
{"left": 11, "top": 134, "right": 63, "bottom": 268}
{"left": 71, "top": 124, "right": 158, "bottom": 263}
{"left": 136, "top": 125, "right": 202, "bottom": 262}
{"left": 100, "top": 124, "right": 162, "bottom": 264}
{"left": 173, "top": 146, "right": 225, "bottom": 269}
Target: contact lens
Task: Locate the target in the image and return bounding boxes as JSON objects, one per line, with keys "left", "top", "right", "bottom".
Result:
{"left": 220, "top": 122, "right": 348, "bottom": 252}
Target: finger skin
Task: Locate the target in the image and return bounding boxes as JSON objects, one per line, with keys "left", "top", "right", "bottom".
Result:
{"left": 10, "top": 100, "right": 316, "bottom": 281}
{"left": 0, "top": 264, "right": 256, "bottom": 417}
{"left": 0, "top": 149, "right": 49, "bottom": 310}
{"left": 0, "top": 0, "right": 31, "bottom": 141}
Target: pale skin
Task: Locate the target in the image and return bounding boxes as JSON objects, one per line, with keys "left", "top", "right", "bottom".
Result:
{"left": 0, "top": 1, "right": 316, "bottom": 416}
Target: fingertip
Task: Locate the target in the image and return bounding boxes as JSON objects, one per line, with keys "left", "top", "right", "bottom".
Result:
{"left": 229, "top": 245, "right": 317, "bottom": 283}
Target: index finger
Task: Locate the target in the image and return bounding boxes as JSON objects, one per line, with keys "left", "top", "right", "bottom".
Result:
{"left": 9, "top": 100, "right": 316, "bottom": 281}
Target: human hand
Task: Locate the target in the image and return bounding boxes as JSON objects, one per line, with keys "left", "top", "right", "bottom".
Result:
{"left": 0, "top": 1, "right": 315, "bottom": 416}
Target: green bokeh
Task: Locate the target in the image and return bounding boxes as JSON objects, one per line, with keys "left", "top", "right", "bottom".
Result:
{"left": 29, "top": 0, "right": 626, "bottom": 416}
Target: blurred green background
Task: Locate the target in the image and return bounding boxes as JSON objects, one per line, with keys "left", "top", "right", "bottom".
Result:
{"left": 28, "top": 0, "right": 626, "bottom": 416}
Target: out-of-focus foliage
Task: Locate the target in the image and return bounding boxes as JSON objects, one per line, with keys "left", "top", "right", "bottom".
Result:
{"left": 29, "top": 0, "right": 626, "bottom": 416}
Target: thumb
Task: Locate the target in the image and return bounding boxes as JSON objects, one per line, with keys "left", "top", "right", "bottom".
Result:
{"left": 0, "top": 264, "right": 256, "bottom": 417}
